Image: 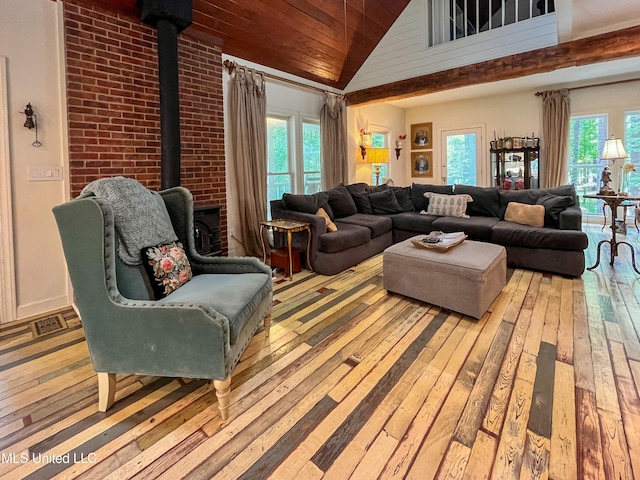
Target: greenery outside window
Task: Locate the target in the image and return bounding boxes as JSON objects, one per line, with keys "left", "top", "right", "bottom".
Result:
{"left": 302, "top": 121, "right": 321, "bottom": 194}
{"left": 624, "top": 110, "right": 640, "bottom": 199}
{"left": 267, "top": 116, "right": 292, "bottom": 217}
{"left": 568, "top": 114, "right": 608, "bottom": 215}
{"left": 266, "top": 115, "right": 322, "bottom": 218}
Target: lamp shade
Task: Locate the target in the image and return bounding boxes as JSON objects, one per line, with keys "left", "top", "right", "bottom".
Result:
{"left": 367, "top": 147, "right": 389, "bottom": 164}
{"left": 601, "top": 136, "right": 628, "bottom": 161}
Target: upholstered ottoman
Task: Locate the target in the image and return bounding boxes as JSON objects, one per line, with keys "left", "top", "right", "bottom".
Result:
{"left": 383, "top": 236, "right": 507, "bottom": 319}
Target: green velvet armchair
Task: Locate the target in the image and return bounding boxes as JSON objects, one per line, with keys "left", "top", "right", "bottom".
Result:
{"left": 53, "top": 185, "right": 272, "bottom": 421}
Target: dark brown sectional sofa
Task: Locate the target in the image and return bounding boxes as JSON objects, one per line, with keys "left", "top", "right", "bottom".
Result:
{"left": 269, "top": 182, "right": 588, "bottom": 277}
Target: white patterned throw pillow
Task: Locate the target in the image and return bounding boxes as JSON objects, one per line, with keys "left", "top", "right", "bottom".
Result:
{"left": 423, "top": 192, "right": 473, "bottom": 218}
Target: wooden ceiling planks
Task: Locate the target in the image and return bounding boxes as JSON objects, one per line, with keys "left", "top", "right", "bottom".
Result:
{"left": 74, "top": 0, "right": 411, "bottom": 89}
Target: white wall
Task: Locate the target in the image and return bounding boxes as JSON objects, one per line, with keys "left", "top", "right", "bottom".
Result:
{"left": 0, "top": 0, "right": 70, "bottom": 321}
{"left": 400, "top": 79, "right": 640, "bottom": 191}
{"left": 404, "top": 90, "right": 541, "bottom": 187}
{"left": 346, "top": 0, "right": 558, "bottom": 93}
{"left": 347, "top": 103, "right": 407, "bottom": 185}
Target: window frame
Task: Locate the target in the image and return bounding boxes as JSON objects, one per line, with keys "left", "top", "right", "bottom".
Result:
{"left": 440, "top": 126, "right": 485, "bottom": 186}
{"left": 266, "top": 111, "right": 322, "bottom": 213}
{"left": 567, "top": 113, "right": 609, "bottom": 217}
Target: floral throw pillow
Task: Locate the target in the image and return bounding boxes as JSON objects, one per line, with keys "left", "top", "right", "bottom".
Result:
{"left": 142, "top": 241, "right": 192, "bottom": 298}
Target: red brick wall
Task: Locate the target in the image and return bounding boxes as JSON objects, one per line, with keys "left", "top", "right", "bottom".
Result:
{"left": 64, "top": 0, "right": 227, "bottom": 253}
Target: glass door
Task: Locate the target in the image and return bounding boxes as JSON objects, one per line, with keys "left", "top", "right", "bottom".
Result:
{"left": 442, "top": 127, "right": 484, "bottom": 185}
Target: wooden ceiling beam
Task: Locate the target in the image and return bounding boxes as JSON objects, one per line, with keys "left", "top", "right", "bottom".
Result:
{"left": 345, "top": 24, "right": 640, "bottom": 106}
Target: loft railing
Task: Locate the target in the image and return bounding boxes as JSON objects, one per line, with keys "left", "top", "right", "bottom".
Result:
{"left": 428, "top": 0, "right": 555, "bottom": 47}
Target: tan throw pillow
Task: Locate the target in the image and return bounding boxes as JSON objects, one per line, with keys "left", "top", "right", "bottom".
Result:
{"left": 316, "top": 207, "right": 337, "bottom": 232}
{"left": 504, "top": 202, "right": 545, "bottom": 228}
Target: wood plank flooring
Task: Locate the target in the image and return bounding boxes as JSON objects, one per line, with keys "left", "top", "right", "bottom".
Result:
{"left": 1, "top": 224, "right": 639, "bottom": 479}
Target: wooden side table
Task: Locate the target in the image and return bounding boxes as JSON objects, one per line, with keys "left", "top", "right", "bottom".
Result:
{"left": 259, "top": 219, "right": 312, "bottom": 280}
{"left": 584, "top": 194, "right": 640, "bottom": 274}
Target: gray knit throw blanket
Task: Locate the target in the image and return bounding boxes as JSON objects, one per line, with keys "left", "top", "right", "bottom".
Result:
{"left": 80, "top": 177, "right": 178, "bottom": 265}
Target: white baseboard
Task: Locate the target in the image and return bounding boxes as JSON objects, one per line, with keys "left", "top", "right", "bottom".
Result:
{"left": 15, "top": 295, "right": 71, "bottom": 322}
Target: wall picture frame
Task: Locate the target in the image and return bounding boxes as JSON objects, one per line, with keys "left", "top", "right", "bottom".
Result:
{"left": 411, "top": 122, "right": 432, "bottom": 149}
{"left": 411, "top": 151, "right": 433, "bottom": 178}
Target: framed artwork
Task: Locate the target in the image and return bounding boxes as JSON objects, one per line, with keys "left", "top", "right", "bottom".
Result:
{"left": 411, "top": 151, "right": 433, "bottom": 178}
{"left": 411, "top": 122, "right": 432, "bottom": 149}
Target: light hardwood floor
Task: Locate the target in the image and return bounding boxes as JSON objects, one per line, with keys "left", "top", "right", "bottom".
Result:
{"left": 0, "top": 225, "right": 639, "bottom": 479}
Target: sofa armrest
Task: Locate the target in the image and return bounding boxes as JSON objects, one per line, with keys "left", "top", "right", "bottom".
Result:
{"left": 270, "top": 200, "right": 326, "bottom": 268}
{"left": 559, "top": 205, "right": 583, "bottom": 231}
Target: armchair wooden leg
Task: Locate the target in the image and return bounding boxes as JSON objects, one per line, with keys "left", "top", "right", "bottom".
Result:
{"left": 264, "top": 310, "right": 272, "bottom": 338}
{"left": 213, "top": 376, "right": 232, "bottom": 421}
{"left": 97, "top": 372, "right": 116, "bottom": 412}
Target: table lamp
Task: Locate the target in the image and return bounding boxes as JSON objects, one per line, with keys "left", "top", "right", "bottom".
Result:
{"left": 599, "top": 135, "right": 628, "bottom": 195}
{"left": 367, "top": 148, "right": 389, "bottom": 186}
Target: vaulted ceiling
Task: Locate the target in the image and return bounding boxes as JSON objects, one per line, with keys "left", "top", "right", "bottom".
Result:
{"left": 85, "top": 0, "right": 411, "bottom": 90}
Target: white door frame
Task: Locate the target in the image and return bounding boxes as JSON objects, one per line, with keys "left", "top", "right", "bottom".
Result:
{"left": 440, "top": 126, "right": 486, "bottom": 185}
{"left": 0, "top": 57, "right": 17, "bottom": 323}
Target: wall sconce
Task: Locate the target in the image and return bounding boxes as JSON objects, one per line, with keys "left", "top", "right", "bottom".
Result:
{"left": 23, "top": 103, "right": 42, "bottom": 147}
{"left": 367, "top": 148, "right": 389, "bottom": 186}
{"left": 359, "top": 129, "right": 372, "bottom": 160}
{"left": 395, "top": 134, "right": 406, "bottom": 160}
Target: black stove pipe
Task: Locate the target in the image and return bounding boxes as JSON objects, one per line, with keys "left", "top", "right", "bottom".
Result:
{"left": 138, "top": 0, "right": 192, "bottom": 189}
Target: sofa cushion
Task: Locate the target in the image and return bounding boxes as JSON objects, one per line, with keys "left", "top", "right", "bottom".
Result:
{"left": 391, "top": 211, "right": 439, "bottom": 233}
{"left": 327, "top": 184, "right": 358, "bottom": 218}
{"left": 411, "top": 183, "right": 453, "bottom": 211}
{"left": 536, "top": 194, "right": 574, "bottom": 228}
{"left": 425, "top": 193, "right": 473, "bottom": 217}
{"left": 504, "top": 202, "right": 545, "bottom": 228}
{"left": 491, "top": 221, "right": 588, "bottom": 251}
{"left": 431, "top": 216, "right": 499, "bottom": 241}
{"left": 335, "top": 213, "right": 392, "bottom": 238}
{"left": 391, "top": 186, "right": 415, "bottom": 212}
{"left": 345, "top": 182, "right": 371, "bottom": 196}
{"left": 499, "top": 185, "right": 577, "bottom": 218}
{"left": 160, "top": 272, "right": 271, "bottom": 345}
{"left": 454, "top": 185, "right": 500, "bottom": 217}
{"left": 318, "top": 223, "right": 371, "bottom": 253}
{"left": 351, "top": 191, "right": 373, "bottom": 214}
{"left": 545, "top": 184, "right": 578, "bottom": 205}
{"left": 370, "top": 189, "right": 404, "bottom": 214}
{"left": 282, "top": 191, "right": 333, "bottom": 218}
{"left": 370, "top": 184, "right": 390, "bottom": 193}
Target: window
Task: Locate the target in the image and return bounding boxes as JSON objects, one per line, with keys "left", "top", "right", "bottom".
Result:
{"left": 568, "top": 114, "right": 608, "bottom": 215}
{"left": 442, "top": 128, "right": 483, "bottom": 185}
{"left": 624, "top": 110, "right": 640, "bottom": 197}
{"left": 302, "top": 121, "right": 321, "bottom": 194}
{"left": 266, "top": 116, "right": 292, "bottom": 213}
{"left": 266, "top": 115, "right": 322, "bottom": 217}
{"left": 371, "top": 132, "right": 389, "bottom": 185}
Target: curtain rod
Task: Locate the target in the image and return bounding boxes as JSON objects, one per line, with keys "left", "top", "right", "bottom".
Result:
{"left": 535, "top": 77, "right": 640, "bottom": 96}
{"left": 223, "top": 60, "right": 339, "bottom": 96}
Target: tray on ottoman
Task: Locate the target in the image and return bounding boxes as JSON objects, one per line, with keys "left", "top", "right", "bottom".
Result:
{"left": 383, "top": 236, "right": 507, "bottom": 319}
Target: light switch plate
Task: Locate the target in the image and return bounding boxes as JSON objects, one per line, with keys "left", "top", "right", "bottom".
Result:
{"left": 28, "top": 166, "right": 63, "bottom": 181}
